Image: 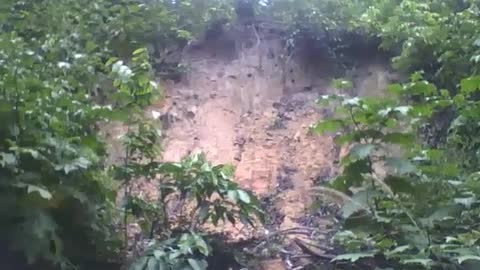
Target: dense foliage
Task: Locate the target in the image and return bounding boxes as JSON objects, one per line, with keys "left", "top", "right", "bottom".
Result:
{"left": 0, "top": 0, "right": 257, "bottom": 269}
{"left": 311, "top": 0, "right": 480, "bottom": 269}
{"left": 2, "top": 0, "right": 480, "bottom": 269}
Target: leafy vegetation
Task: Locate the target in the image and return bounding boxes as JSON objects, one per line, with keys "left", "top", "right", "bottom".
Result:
{"left": 0, "top": 0, "right": 258, "bottom": 269}
{"left": 124, "top": 152, "right": 263, "bottom": 270}
{"left": 315, "top": 75, "right": 480, "bottom": 269}
{"left": 2, "top": 0, "right": 480, "bottom": 269}
{"left": 311, "top": 0, "right": 480, "bottom": 268}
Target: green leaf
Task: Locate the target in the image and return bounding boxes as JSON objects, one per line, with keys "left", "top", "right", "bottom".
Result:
{"left": 474, "top": 37, "right": 480, "bottom": 47}
{"left": 157, "top": 260, "right": 166, "bottom": 270}
{"left": 342, "top": 159, "right": 372, "bottom": 187}
{"left": 106, "top": 57, "right": 120, "bottom": 67}
{"left": 198, "top": 204, "right": 210, "bottom": 223}
{"left": 350, "top": 144, "right": 375, "bottom": 160}
{"left": 130, "top": 256, "right": 149, "bottom": 270}
{"left": 387, "top": 83, "right": 403, "bottom": 94}
{"left": 312, "top": 119, "right": 345, "bottom": 134}
{"left": 332, "top": 252, "right": 375, "bottom": 262}
{"left": 460, "top": 76, "right": 480, "bottom": 94}
{"left": 27, "top": 185, "right": 53, "bottom": 200}
{"left": 158, "top": 163, "right": 183, "bottom": 174}
{"left": 187, "top": 258, "right": 204, "bottom": 270}
{"left": 383, "top": 133, "right": 414, "bottom": 145}
{"left": 194, "top": 236, "right": 210, "bottom": 256}
{"left": 133, "top": 48, "right": 148, "bottom": 56}
{"left": 420, "top": 205, "right": 461, "bottom": 228}
{"left": 402, "top": 258, "right": 432, "bottom": 266}
{"left": 342, "top": 97, "right": 362, "bottom": 106}
{"left": 385, "top": 158, "right": 415, "bottom": 174}
{"left": 333, "top": 79, "right": 353, "bottom": 90}
{"left": 454, "top": 197, "right": 477, "bottom": 208}
{"left": 153, "top": 250, "right": 165, "bottom": 260}
{"left": 168, "top": 251, "right": 182, "bottom": 260}
{"left": 341, "top": 190, "right": 373, "bottom": 218}
{"left": 237, "top": 190, "right": 251, "bottom": 204}
{"left": 384, "top": 175, "right": 415, "bottom": 194}
{"left": 385, "top": 245, "right": 412, "bottom": 256}
{"left": 227, "top": 190, "right": 238, "bottom": 202}
{"left": 458, "top": 255, "right": 480, "bottom": 264}
{"left": 0, "top": 152, "right": 16, "bottom": 167}
{"left": 146, "top": 257, "right": 158, "bottom": 270}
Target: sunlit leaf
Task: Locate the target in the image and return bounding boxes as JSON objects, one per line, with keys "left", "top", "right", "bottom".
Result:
{"left": 349, "top": 144, "right": 375, "bottom": 160}
{"left": 383, "top": 133, "right": 414, "bottom": 145}
{"left": 385, "top": 158, "right": 415, "bottom": 174}
{"left": 27, "top": 185, "right": 53, "bottom": 200}
{"left": 332, "top": 252, "right": 375, "bottom": 262}
{"left": 188, "top": 258, "right": 204, "bottom": 270}
{"left": 237, "top": 190, "right": 251, "bottom": 204}
{"left": 458, "top": 255, "right": 480, "bottom": 264}
{"left": 312, "top": 119, "right": 345, "bottom": 134}
{"left": 402, "top": 258, "right": 432, "bottom": 266}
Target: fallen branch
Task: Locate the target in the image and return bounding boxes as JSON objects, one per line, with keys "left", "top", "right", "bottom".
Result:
{"left": 293, "top": 238, "right": 335, "bottom": 261}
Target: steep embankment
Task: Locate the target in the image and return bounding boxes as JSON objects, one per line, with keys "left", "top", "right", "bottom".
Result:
{"left": 143, "top": 24, "right": 397, "bottom": 269}
{"left": 151, "top": 32, "right": 335, "bottom": 239}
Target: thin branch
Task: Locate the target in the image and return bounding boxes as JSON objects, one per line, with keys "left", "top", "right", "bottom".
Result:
{"left": 251, "top": 23, "right": 263, "bottom": 72}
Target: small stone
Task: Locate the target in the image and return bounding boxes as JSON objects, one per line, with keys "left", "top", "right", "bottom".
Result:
{"left": 294, "top": 131, "right": 301, "bottom": 142}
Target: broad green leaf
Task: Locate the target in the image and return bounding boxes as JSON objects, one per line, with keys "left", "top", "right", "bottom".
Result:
{"left": 332, "top": 252, "right": 375, "bottom": 262}
{"left": 460, "top": 76, "right": 480, "bottom": 94}
{"left": 421, "top": 163, "right": 459, "bottom": 177}
{"left": 341, "top": 190, "right": 374, "bottom": 218}
{"left": 198, "top": 204, "right": 210, "bottom": 223}
{"left": 0, "top": 152, "right": 16, "bottom": 167}
{"left": 454, "top": 197, "right": 477, "bottom": 208}
{"left": 105, "top": 57, "right": 120, "bottom": 67}
{"left": 146, "top": 257, "right": 158, "bottom": 270}
{"left": 237, "top": 190, "right": 251, "bottom": 204}
{"left": 393, "top": 106, "right": 412, "bottom": 116}
{"left": 349, "top": 144, "right": 375, "bottom": 160}
{"left": 133, "top": 48, "right": 148, "bottom": 56}
{"left": 387, "top": 83, "right": 403, "bottom": 94}
{"left": 474, "top": 37, "right": 480, "bottom": 47}
{"left": 27, "top": 185, "right": 53, "bottom": 200}
{"left": 420, "top": 205, "right": 461, "bottom": 228}
{"left": 157, "top": 260, "right": 166, "bottom": 270}
{"left": 168, "top": 251, "right": 182, "bottom": 260}
{"left": 383, "top": 133, "right": 414, "bottom": 145}
{"left": 385, "top": 158, "right": 415, "bottom": 174}
{"left": 333, "top": 79, "right": 353, "bottom": 90}
{"left": 385, "top": 245, "right": 412, "bottom": 256}
{"left": 130, "top": 256, "right": 149, "bottom": 270}
{"left": 187, "top": 258, "right": 204, "bottom": 270}
{"left": 402, "top": 258, "right": 432, "bottom": 266}
{"left": 384, "top": 175, "right": 415, "bottom": 194}
{"left": 342, "top": 97, "right": 361, "bottom": 106}
{"left": 153, "top": 250, "right": 165, "bottom": 260}
{"left": 458, "top": 255, "right": 480, "bottom": 264}
{"left": 194, "top": 237, "right": 209, "bottom": 256}
{"left": 227, "top": 190, "right": 238, "bottom": 202}
{"left": 312, "top": 119, "right": 345, "bottom": 134}
{"left": 158, "top": 163, "right": 183, "bottom": 173}
{"left": 342, "top": 159, "right": 371, "bottom": 187}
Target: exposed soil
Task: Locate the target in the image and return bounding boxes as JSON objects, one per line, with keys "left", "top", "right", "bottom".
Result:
{"left": 108, "top": 24, "right": 397, "bottom": 269}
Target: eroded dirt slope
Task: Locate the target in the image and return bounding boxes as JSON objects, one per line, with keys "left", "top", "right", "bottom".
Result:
{"left": 146, "top": 32, "right": 395, "bottom": 269}
{"left": 151, "top": 38, "right": 336, "bottom": 236}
